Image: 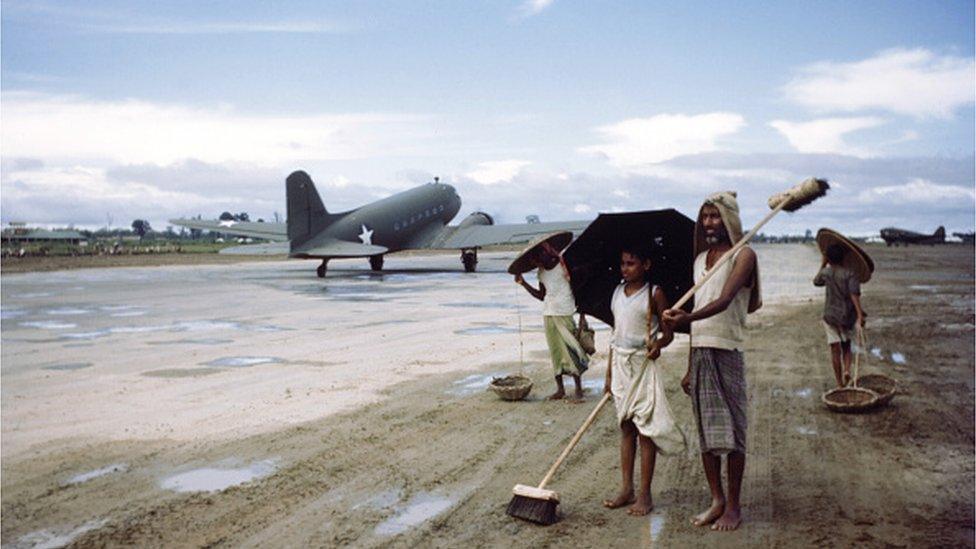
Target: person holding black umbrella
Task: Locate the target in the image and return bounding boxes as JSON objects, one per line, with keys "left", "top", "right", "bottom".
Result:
{"left": 662, "top": 191, "right": 761, "bottom": 533}
{"left": 511, "top": 232, "right": 590, "bottom": 402}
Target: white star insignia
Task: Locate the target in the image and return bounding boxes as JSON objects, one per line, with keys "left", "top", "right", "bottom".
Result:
{"left": 358, "top": 224, "right": 374, "bottom": 245}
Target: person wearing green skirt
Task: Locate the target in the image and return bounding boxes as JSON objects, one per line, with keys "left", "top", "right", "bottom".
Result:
{"left": 515, "top": 242, "right": 589, "bottom": 401}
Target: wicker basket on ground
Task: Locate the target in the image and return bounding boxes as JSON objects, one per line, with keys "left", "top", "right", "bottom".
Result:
{"left": 857, "top": 373, "right": 898, "bottom": 407}
{"left": 489, "top": 375, "right": 533, "bottom": 401}
{"left": 821, "top": 386, "right": 879, "bottom": 413}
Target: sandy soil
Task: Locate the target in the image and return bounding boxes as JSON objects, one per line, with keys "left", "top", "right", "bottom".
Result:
{"left": 1, "top": 245, "right": 972, "bottom": 547}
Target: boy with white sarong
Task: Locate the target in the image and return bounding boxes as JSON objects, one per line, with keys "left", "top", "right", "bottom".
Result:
{"left": 602, "top": 246, "right": 686, "bottom": 517}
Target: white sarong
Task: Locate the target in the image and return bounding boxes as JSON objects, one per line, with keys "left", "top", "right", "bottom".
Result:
{"left": 610, "top": 345, "right": 686, "bottom": 455}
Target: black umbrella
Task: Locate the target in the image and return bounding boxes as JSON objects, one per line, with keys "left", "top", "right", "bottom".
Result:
{"left": 563, "top": 209, "right": 695, "bottom": 331}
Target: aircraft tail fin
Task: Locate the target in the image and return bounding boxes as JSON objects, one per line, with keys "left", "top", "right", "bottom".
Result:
{"left": 286, "top": 171, "right": 334, "bottom": 245}
{"left": 935, "top": 226, "right": 946, "bottom": 238}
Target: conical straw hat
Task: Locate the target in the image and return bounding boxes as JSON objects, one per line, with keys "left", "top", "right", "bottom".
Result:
{"left": 507, "top": 231, "right": 573, "bottom": 275}
{"left": 816, "top": 228, "right": 875, "bottom": 283}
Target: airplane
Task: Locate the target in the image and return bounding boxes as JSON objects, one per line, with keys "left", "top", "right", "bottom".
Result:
{"left": 879, "top": 226, "right": 946, "bottom": 246}
{"left": 171, "top": 171, "right": 590, "bottom": 277}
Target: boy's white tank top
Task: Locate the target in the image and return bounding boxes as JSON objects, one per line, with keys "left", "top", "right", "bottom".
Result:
{"left": 611, "top": 282, "right": 659, "bottom": 351}
{"left": 538, "top": 264, "right": 575, "bottom": 316}
{"left": 691, "top": 248, "right": 751, "bottom": 351}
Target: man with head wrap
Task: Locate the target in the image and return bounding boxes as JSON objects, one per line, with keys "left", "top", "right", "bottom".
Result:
{"left": 662, "top": 191, "right": 761, "bottom": 532}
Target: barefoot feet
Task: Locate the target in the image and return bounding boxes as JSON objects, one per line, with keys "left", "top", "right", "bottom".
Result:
{"left": 711, "top": 506, "right": 741, "bottom": 531}
{"left": 627, "top": 494, "right": 653, "bottom": 516}
{"left": 602, "top": 489, "right": 635, "bottom": 509}
{"left": 691, "top": 499, "right": 725, "bottom": 527}
{"left": 546, "top": 389, "right": 565, "bottom": 400}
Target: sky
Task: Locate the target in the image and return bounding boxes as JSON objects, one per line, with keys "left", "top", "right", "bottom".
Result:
{"left": 2, "top": 0, "right": 974, "bottom": 236}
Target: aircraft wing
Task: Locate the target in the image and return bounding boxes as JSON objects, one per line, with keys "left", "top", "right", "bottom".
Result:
{"left": 291, "top": 238, "right": 389, "bottom": 258}
{"left": 431, "top": 220, "right": 592, "bottom": 249}
{"left": 169, "top": 218, "right": 288, "bottom": 241}
{"left": 218, "top": 242, "right": 290, "bottom": 255}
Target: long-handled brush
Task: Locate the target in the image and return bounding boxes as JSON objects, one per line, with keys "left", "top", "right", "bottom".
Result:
{"left": 506, "top": 177, "right": 829, "bottom": 525}
{"left": 506, "top": 387, "right": 613, "bottom": 525}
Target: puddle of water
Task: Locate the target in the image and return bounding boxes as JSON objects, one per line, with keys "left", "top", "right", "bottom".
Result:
{"left": 870, "top": 348, "right": 883, "bottom": 359}
{"left": 795, "top": 426, "right": 818, "bottom": 436}
{"left": 146, "top": 338, "right": 234, "bottom": 346}
{"left": 793, "top": 388, "right": 813, "bottom": 398}
{"left": 160, "top": 460, "right": 277, "bottom": 493}
{"left": 447, "top": 373, "right": 505, "bottom": 396}
{"left": 441, "top": 302, "right": 521, "bottom": 310}
{"left": 111, "top": 325, "right": 169, "bottom": 334}
{"left": 143, "top": 368, "right": 223, "bottom": 378}
{"left": 42, "top": 362, "right": 93, "bottom": 371}
{"left": 99, "top": 305, "right": 138, "bottom": 312}
{"left": 353, "top": 489, "right": 402, "bottom": 511}
{"left": 581, "top": 379, "right": 603, "bottom": 391}
{"left": 649, "top": 513, "right": 666, "bottom": 543}
{"left": 19, "top": 320, "right": 78, "bottom": 330}
{"left": 110, "top": 311, "right": 146, "bottom": 317}
{"left": 1, "top": 308, "right": 28, "bottom": 319}
{"left": 890, "top": 352, "right": 906, "bottom": 364}
{"left": 204, "top": 356, "right": 282, "bottom": 368}
{"left": 909, "top": 285, "right": 938, "bottom": 292}
{"left": 14, "top": 292, "right": 52, "bottom": 299}
{"left": 45, "top": 307, "right": 90, "bottom": 316}
{"left": 65, "top": 463, "right": 128, "bottom": 485}
{"left": 17, "top": 519, "right": 108, "bottom": 549}
{"left": 173, "top": 320, "right": 242, "bottom": 332}
{"left": 251, "top": 324, "right": 286, "bottom": 332}
{"left": 454, "top": 326, "right": 519, "bottom": 336}
{"left": 61, "top": 330, "right": 110, "bottom": 340}
{"left": 374, "top": 492, "right": 455, "bottom": 536}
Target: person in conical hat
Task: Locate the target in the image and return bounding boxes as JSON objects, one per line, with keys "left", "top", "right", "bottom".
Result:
{"left": 513, "top": 234, "right": 589, "bottom": 401}
{"left": 662, "top": 190, "right": 761, "bottom": 532}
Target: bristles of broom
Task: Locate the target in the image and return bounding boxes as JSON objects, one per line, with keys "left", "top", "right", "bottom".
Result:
{"left": 506, "top": 494, "right": 559, "bottom": 525}
{"left": 768, "top": 177, "right": 830, "bottom": 212}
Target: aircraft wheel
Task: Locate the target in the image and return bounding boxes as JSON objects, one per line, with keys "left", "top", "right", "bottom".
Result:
{"left": 461, "top": 250, "right": 478, "bottom": 272}
{"left": 316, "top": 260, "right": 328, "bottom": 278}
{"left": 369, "top": 255, "right": 384, "bottom": 271}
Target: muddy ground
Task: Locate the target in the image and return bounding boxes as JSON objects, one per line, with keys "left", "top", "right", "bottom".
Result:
{"left": 1, "top": 245, "right": 973, "bottom": 547}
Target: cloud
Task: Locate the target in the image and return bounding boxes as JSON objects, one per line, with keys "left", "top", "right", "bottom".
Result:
{"left": 578, "top": 113, "right": 746, "bottom": 171}
{"left": 856, "top": 178, "right": 975, "bottom": 205}
{"left": 769, "top": 117, "right": 885, "bottom": 155}
{"left": 518, "top": 0, "right": 555, "bottom": 17}
{"left": 465, "top": 160, "right": 531, "bottom": 184}
{"left": 1, "top": 92, "right": 431, "bottom": 166}
{"left": 782, "top": 48, "right": 975, "bottom": 118}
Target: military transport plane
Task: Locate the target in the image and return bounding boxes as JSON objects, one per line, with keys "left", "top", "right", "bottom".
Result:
{"left": 171, "top": 171, "right": 589, "bottom": 277}
{"left": 879, "top": 226, "right": 946, "bottom": 246}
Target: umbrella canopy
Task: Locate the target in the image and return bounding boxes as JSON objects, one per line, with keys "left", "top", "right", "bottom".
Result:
{"left": 507, "top": 231, "right": 574, "bottom": 275}
{"left": 816, "top": 228, "right": 875, "bottom": 283}
{"left": 563, "top": 209, "right": 695, "bottom": 330}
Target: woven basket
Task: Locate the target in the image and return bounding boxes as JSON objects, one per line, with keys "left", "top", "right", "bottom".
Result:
{"left": 857, "top": 374, "right": 898, "bottom": 407}
{"left": 489, "top": 375, "right": 533, "bottom": 401}
{"left": 822, "top": 387, "right": 879, "bottom": 413}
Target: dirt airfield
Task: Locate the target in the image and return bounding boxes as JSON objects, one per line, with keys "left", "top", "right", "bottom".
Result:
{"left": 2, "top": 244, "right": 973, "bottom": 547}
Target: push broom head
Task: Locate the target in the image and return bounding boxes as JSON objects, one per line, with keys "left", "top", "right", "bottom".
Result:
{"left": 506, "top": 484, "right": 560, "bottom": 525}
{"left": 767, "top": 177, "right": 830, "bottom": 212}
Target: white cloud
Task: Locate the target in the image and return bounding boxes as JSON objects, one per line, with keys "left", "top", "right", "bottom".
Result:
{"left": 1, "top": 92, "right": 430, "bottom": 166}
{"left": 519, "top": 0, "right": 555, "bottom": 17}
{"left": 573, "top": 203, "right": 591, "bottom": 213}
{"left": 465, "top": 160, "right": 531, "bottom": 184}
{"left": 769, "top": 117, "right": 885, "bottom": 156}
{"left": 578, "top": 112, "right": 746, "bottom": 171}
{"left": 856, "top": 178, "right": 975, "bottom": 204}
{"left": 783, "top": 48, "right": 975, "bottom": 118}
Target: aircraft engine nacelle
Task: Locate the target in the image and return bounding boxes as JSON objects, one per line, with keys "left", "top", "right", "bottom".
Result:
{"left": 457, "top": 211, "right": 494, "bottom": 229}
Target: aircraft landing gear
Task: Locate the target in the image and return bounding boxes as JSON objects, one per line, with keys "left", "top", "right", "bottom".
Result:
{"left": 369, "top": 254, "right": 384, "bottom": 271}
{"left": 461, "top": 249, "right": 478, "bottom": 273}
{"left": 316, "top": 259, "right": 329, "bottom": 278}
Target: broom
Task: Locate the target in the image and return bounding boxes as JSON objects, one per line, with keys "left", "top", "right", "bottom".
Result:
{"left": 506, "top": 177, "right": 829, "bottom": 525}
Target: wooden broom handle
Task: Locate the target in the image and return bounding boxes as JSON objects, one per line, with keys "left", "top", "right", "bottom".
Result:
{"left": 538, "top": 391, "right": 612, "bottom": 490}
{"left": 670, "top": 197, "right": 789, "bottom": 311}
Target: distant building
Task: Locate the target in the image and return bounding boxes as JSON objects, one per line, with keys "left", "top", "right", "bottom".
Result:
{"left": 2, "top": 227, "right": 85, "bottom": 245}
